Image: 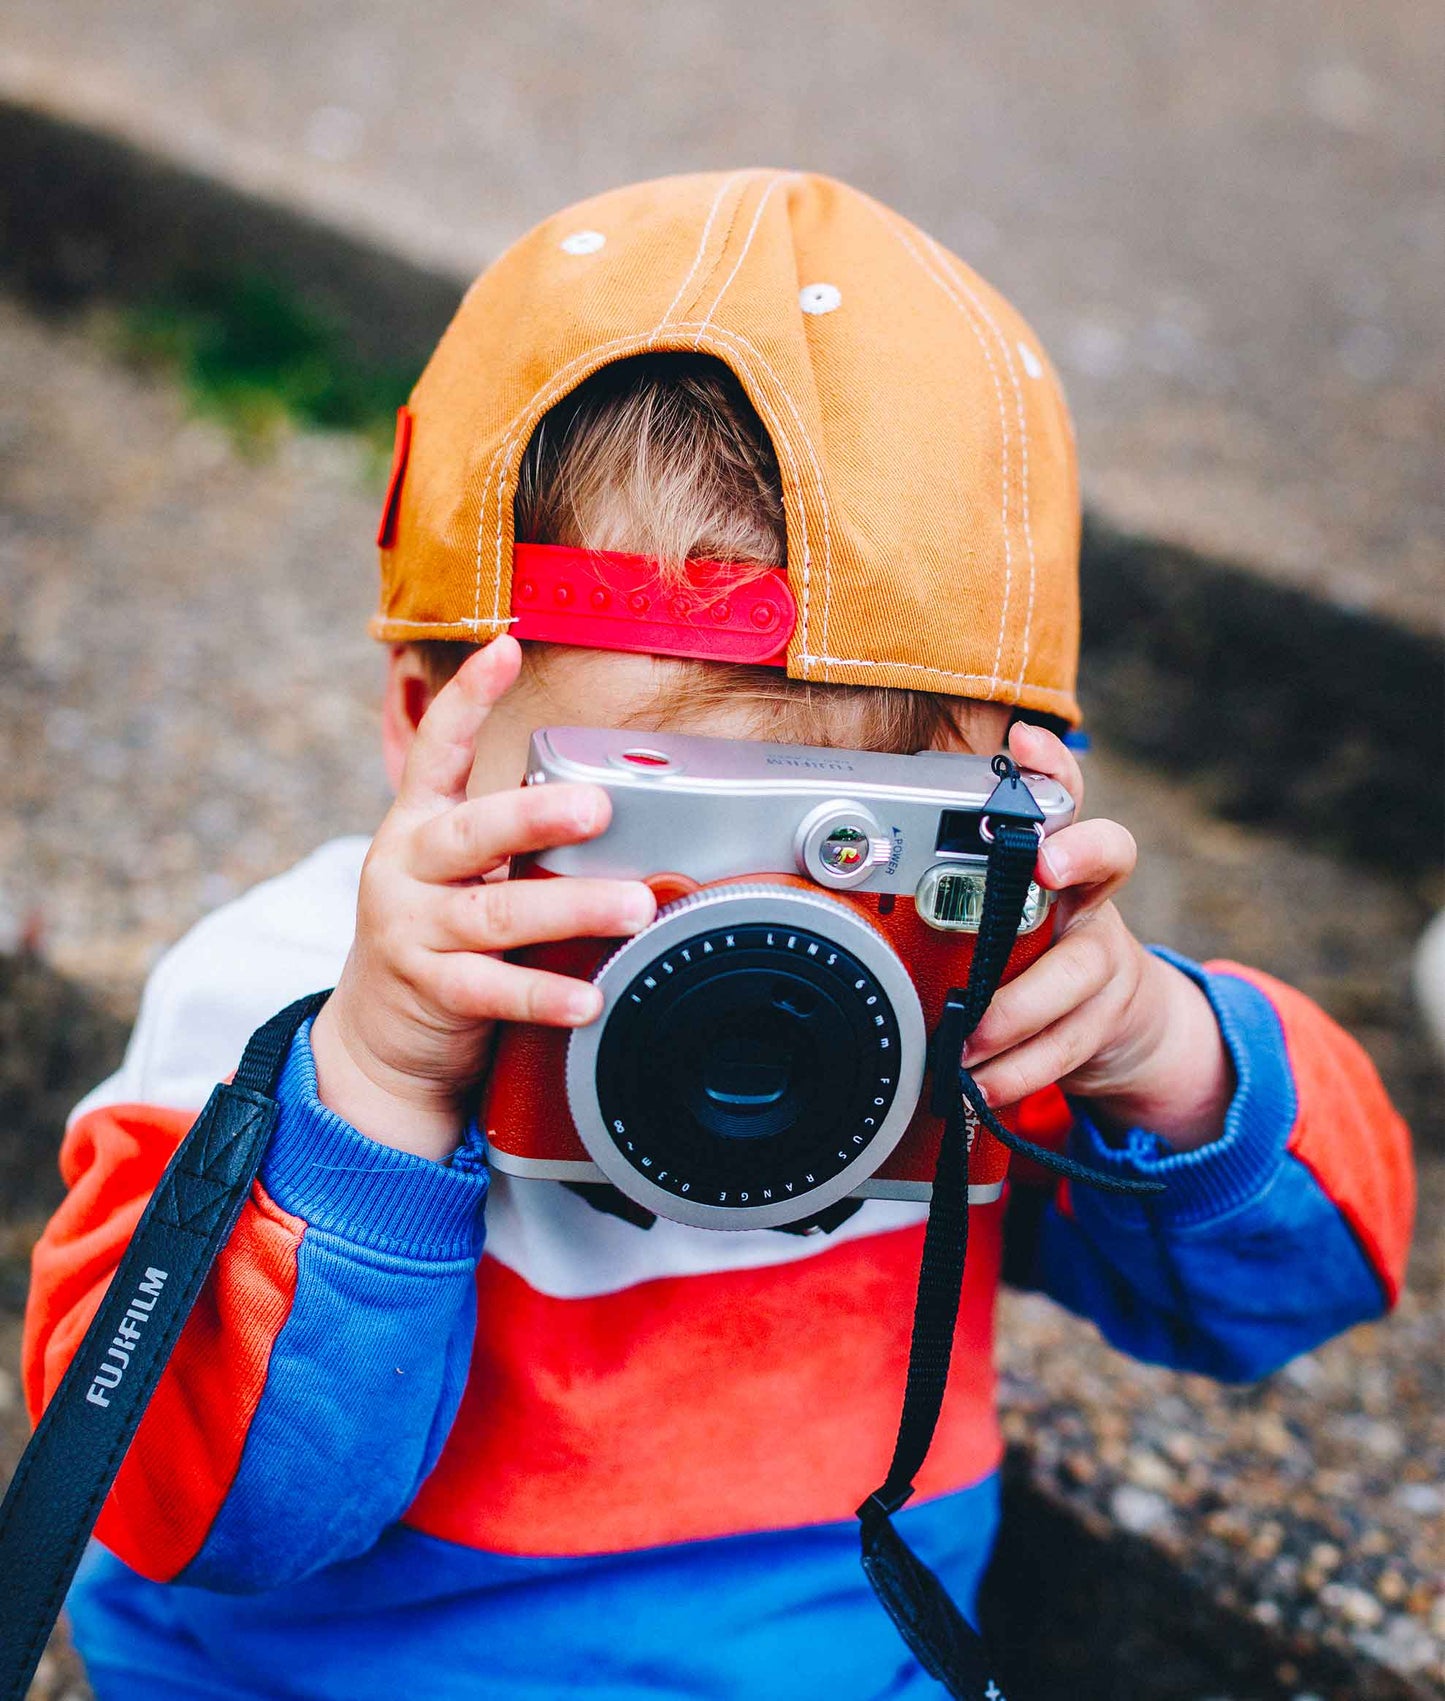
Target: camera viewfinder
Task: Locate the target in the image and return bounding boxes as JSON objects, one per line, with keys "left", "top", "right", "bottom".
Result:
{"left": 934, "top": 810, "right": 987, "bottom": 858}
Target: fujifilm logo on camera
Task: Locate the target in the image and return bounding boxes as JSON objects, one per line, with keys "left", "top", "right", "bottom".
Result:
{"left": 764, "top": 754, "right": 854, "bottom": 772}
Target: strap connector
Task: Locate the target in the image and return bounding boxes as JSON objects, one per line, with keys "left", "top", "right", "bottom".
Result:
{"left": 929, "top": 989, "right": 972, "bottom": 1117}
{"left": 979, "top": 754, "right": 1045, "bottom": 844}
{"left": 858, "top": 1484, "right": 914, "bottom": 1523}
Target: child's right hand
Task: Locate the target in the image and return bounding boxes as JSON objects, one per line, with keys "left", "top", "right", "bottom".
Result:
{"left": 309, "top": 637, "right": 657, "bottom": 1160}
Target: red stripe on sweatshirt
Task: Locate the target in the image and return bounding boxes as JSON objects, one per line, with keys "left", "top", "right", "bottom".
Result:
{"left": 405, "top": 1204, "right": 1005, "bottom": 1556}
{"left": 1212, "top": 962, "right": 1415, "bottom": 1305}
{"left": 24, "top": 1103, "right": 306, "bottom": 1581}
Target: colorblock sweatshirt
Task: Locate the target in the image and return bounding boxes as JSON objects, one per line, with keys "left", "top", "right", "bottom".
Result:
{"left": 22, "top": 837, "right": 1415, "bottom": 1700}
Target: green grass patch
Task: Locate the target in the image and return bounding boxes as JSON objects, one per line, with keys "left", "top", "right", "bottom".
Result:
{"left": 115, "top": 274, "right": 413, "bottom": 454}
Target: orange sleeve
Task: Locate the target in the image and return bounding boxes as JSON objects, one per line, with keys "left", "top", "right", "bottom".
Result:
{"left": 22, "top": 1103, "right": 305, "bottom": 1580}
{"left": 1210, "top": 962, "right": 1415, "bottom": 1305}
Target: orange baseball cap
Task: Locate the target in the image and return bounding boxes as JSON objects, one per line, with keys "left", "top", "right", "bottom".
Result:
{"left": 372, "top": 170, "right": 1081, "bottom": 724}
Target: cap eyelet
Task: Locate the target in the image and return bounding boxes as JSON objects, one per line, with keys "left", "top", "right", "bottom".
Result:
{"left": 799, "top": 283, "right": 842, "bottom": 316}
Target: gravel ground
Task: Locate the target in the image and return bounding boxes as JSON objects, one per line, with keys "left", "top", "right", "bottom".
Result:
{"left": 0, "top": 299, "right": 1440, "bottom": 1698}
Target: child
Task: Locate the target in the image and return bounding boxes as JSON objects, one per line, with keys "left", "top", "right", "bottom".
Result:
{"left": 24, "top": 172, "right": 1414, "bottom": 1700}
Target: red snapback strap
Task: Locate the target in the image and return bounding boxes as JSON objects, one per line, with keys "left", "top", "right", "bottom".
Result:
{"left": 509, "top": 544, "right": 795, "bottom": 666}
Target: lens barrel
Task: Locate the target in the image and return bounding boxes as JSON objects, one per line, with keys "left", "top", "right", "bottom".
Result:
{"left": 566, "top": 885, "right": 926, "bottom": 1230}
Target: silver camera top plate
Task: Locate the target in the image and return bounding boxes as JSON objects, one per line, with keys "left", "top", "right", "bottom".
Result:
{"left": 527, "top": 725, "right": 1073, "bottom": 892}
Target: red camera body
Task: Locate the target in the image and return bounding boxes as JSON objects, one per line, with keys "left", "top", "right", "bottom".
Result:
{"left": 483, "top": 867, "right": 1055, "bottom": 1207}
{"left": 479, "top": 727, "right": 1073, "bottom": 1231}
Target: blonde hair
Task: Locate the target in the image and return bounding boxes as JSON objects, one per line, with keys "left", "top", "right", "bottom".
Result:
{"left": 412, "top": 355, "right": 1002, "bottom": 754}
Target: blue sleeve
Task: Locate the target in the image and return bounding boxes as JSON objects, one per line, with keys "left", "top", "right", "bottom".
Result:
{"left": 179, "top": 1019, "right": 488, "bottom": 1592}
{"left": 1031, "top": 952, "right": 1388, "bottom": 1382}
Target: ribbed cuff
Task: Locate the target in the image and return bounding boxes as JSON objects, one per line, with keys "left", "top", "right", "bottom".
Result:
{"left": 1068, "top": 949, "right": 1298, "bottom": 1230}
{"left": 260, "top": 1020, "right": 488, "bottom": 1261}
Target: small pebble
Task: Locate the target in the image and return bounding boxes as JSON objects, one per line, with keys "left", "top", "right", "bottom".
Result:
{"left": 1395, "top": 1482, "right": 1444, "bottom": 1516}
{"left": 1375, "top": 1568, "right": 1407, "bottom": 1604}
{"left": 1319, "top": 1582, "right": 1383, "bottom": 1629}
{"left": 1111, "top": 1484, "right": 1172, "bottom": 1536}
{"left": 1163, "top": 1431, "right": 1196, "bottom": 1465}
{"left": 1061, "top": 1451, "right": 1096, "bottom": 1486}
{"left": 1124, "top": 1447, "right": 1175, "bottom": 1492}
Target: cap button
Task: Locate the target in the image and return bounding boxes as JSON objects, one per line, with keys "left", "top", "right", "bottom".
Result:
{"left": 799, "top": 283, "right": 842, "bottom": 316}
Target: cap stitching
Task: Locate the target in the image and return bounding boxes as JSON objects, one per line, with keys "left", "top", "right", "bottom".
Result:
{"left": 686, "top": 321, "right": 833, "bottom": 680}
{"left": 795, "top": 653, "right": 1054, "bottom": 694}
{"left": 475, "top": 340, "right": 643, "bottom": 634}
{"left": 675, "top": 173, "right": 754, "bottom": 328}
{"left": 462, "top": 316, "right": 822, "bottom": 673}
{"left": 709, "top": 241, "right": 1048, "bottom": 701}
{"left": 692, "top": 172, "right": 793, "bottom": 348}
{"left": 925, "top": 232, "right": 1038, "bottom": 692}
{"left": 456, "top": 310, "right": 1055, "bottom": 705}
{"left": 649, "top": 171, "right": 749, "bottom": 343}
{"left": 477, "top": 187, "right": 758, "bottom": 630}
{"left": 867, "top": 206, "right": 1014, "bottom": 689}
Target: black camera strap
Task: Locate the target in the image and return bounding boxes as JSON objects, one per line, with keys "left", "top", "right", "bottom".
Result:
{"left": 857, "top": 761, "right": 1161, "bottom": 1700}
{"left": 0, "top": 991, "right": 330, "bottom": 1701}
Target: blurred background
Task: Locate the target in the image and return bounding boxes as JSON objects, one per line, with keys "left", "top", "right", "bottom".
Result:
{"left": 0, "top": 4, "right": 1441, "bottom": 1697}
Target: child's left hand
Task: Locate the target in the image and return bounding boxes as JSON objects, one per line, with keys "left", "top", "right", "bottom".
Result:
{"left": 959, "top": 722, "right": 1233, "bottom": 1150}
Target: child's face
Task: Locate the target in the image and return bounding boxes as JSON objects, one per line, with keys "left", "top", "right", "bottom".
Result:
{"left": 382, "top": 643, "right": 1010, "bottom": 798}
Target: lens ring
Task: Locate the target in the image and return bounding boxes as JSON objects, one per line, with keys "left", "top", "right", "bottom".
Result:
{"left": 565, "top": 885, "right": 926, "bottom": 1230}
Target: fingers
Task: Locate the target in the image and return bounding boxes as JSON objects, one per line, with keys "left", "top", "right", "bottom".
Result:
{"left": 969, "top": 995, "right": 1120, "bottom": 1110}
{"left": 1036, "top": 817, "right": 1138, "bottom": 923}
{"left": 961, "top": 906, "right": 1150, "bottom": 1107}
{"left": 429, "top": 953, "right": 607, "bottom": 1028}
{"left": 961, "top": 917, "right": 1118, "bottom": 1067}
{"left": 411, "top": 782, "right": 613, "bottom": 883}
{"left": 1009, "top": 720, "right": 1084, "bottom": 813}
{"left": 431, "top": 874, "right": 656, "bottom": 954}
{"left": 396, "top": 636, "right": 523, "bottom": 814}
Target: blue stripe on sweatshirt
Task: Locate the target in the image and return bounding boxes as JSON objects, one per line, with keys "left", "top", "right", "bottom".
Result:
{"left": 74, "top": 1476, "right": 1001, "bottom": 1701}
{"left": 180, "top": 1021, "right": 488, "bottom": 1592}
{"left": 1036, "top": 954, "right": 1387, "bottom": 1380}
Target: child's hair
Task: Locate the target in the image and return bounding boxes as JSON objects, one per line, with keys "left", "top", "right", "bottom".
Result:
{"left": 410, "top": 354, "right": 1003, "bottom": 754}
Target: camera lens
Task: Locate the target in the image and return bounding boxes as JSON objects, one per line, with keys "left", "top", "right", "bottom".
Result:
{"left": 659, "top": 964, "right": 857, "bottom": 1144}
{"left": 566, "top": 885, "right": 927, "bottom": 1229}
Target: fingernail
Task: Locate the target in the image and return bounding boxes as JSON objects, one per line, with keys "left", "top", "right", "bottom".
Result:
{"left": 572, "top": 793, "right": 605, "bottom": 834}
{"left": 566, "top": 986, "right": 602, "bottom": 1024}
{"left": 1040, "top": 844, "right": 1065, "bottom": 883}
{"left": 619, "top": 889, "right": 656, "bottom": 932}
